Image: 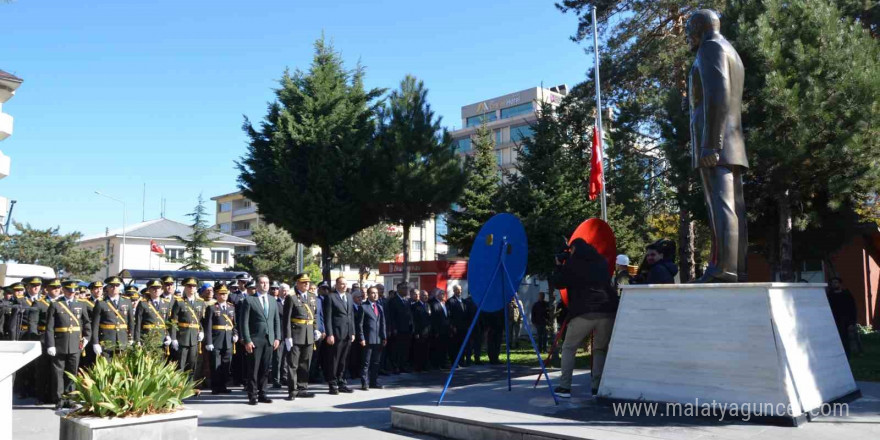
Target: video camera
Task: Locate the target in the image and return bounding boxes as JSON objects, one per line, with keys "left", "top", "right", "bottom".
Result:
{"left": 554, "top": 237, "right": 571, "bottom": 263}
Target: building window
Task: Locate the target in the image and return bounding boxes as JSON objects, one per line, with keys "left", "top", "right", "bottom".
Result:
{"left": 466, "top": 112, "right": 497, "bottom": 127}
{"left": 166, "top": 248, "right": 185, "bottom": 262}
{"left": 501, "top": 102, "right": 534, "bottom": 120}
{"left": 211, "top": 250, "right": 229, "bottom": 265}
{"left": 243, "top": 200, "right": 252, "bottom": 208}
{"left": 219, "top": 202, "right": 232, "bottom": 212}
{"left": 219, "top": 223, "right": 232, "bottom": 233}
{"left": 494, "top": 128, "right": 502, "bottom": 145}
{"left": 456, "top": 137, "right": 472, "bottom": 153}
{"left": 496, "top": 150, "right": 503, "bottom": 165}
{"left": 511, "top": 124, "right": 534, "bottom": 143}
{"left": 413, "top": 241, "right": 424, "bottom": 251}
{"left": 232, "top": 221, "right": 251, "bottom": 231}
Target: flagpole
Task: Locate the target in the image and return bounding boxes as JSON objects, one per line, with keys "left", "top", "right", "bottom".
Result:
{"left": 592, "top": 5, "right": 607, "bottom": 222}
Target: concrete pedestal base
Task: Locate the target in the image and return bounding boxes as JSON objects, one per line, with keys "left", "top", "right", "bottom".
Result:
{"left": 597, "top": 283, "right": 860, "bottom": 425}
{"left": 1, "top": 341, "right": 42, "bottom": 440}
{"left": 58, "top": 409, "right": 200, "bottom": 440}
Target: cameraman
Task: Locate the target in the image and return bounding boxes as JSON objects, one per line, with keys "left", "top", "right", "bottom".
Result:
{"left": 550, "top": 238, "right": 617, "bottom": 398}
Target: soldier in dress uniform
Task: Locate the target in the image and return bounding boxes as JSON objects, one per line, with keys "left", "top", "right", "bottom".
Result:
{"left": 205, "top": 283, "right": 237, "bottom": 394}
{"left": 196, "top": 283, "right": 216, "bottom": 388}
{"left": 1, "top": 283, "right": 26, "bottom": 341}
{"left": 160, "top": 275, "right": 178, "bottom": 304}
{"left": 87, "top": 281, "right": 104, "bottom": 303}
{"left": 169, "top": 277, "right": 207, "bottom": 380}
{"left": 282, "top": 273, "right": 319, "bottom": 400}
{"left": 134, "top": 280, "right": 172, "bottom": 350}
{"left": 90, "top": 276, "right": 135, "bottom": 358}
{"left": 45, "top": 280, "right": 92, "bottom": 408}
{"left": 124, "top": 284, "right": 141, "bottom": 314}
{"left": 14, "top": 277, "right": 52, "bottom": 401}
{"left": 78, "top": 282, "right": 99, "bottom": 370}
{"left": 230, "top": 279, "right": 254, "bottom": 386}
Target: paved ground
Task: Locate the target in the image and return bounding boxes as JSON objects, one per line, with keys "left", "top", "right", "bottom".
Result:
{"left": 13, "top": 363, "right": 880, "bottom": 440}
{"left": 397, "top": 370, "right": 880, "bottom": 440}
{"left": 12, "top": 363, "right": 535, "bottom": 440}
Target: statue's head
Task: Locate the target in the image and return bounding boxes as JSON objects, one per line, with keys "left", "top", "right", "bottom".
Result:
{"left": 686, "top": 9, "right": 721, "bottom": 52}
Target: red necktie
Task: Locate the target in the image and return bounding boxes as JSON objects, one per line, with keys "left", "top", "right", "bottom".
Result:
{"left": 372, "top": 303, "right": 378, "bottom": 316}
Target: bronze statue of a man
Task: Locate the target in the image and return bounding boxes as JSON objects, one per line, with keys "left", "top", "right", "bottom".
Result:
{"left": 687, "top": 10, "right": 748, "bottom": 283}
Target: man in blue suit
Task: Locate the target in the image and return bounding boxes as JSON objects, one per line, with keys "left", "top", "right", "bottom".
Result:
{"left": 357, "top": 286, "right": 387, "bottom": 390}
{"left": 240, "top": 274, "right": 281, "bottom": 405}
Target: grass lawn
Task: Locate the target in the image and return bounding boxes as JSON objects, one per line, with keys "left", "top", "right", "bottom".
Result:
{"left": 475, "top": 342, "right": 592, "bottom": 370}
{"left": 850, "top": 331, "right": 880, "bottom": 382}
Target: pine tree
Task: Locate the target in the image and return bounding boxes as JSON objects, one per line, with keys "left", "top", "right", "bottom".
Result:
{"left": 444, "top": 121, "right": 499, "bottom": 257}
{"left": 250, "top": 224, "right": 298, "bottom": 282}
{"left": 238, "top": 36, "right": 385, "bottom": 282}
{"left": 335, "top": 223, "right": 402, "bottom": 285}
{"left": 0, "top": 222, "right": 104, "bottom": 278}
{"left": 372, "top": 75, "right": 466, "bottom": 283}
{"left": 728, "top": 0, "right": 880, "bottom": 280}
{"left": 173, "top": 194, "right": 212, "bottom": 271}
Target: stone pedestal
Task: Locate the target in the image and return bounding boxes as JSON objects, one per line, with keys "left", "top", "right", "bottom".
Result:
{"left": 1, "top": 341, "right": 42, "bottom": 440}
{"left": 597, "top": 283, "right": 859, "bottom": 425}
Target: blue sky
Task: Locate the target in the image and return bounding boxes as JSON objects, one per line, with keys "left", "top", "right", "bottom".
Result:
{"left": 1, "top": 0, "right": 592, "bottom": 237}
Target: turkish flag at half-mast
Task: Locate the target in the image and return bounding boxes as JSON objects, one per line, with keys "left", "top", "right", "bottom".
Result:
{"left": 150, "top": 240, "right": 165, "bottom": 255}
{"left": 588, "top": 123, "right": 604, "bottom": 201}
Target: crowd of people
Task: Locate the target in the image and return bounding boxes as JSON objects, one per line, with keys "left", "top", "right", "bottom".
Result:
{"left": 1, "top": 235, "right": 860, "bottom": 406}
{"left": 0, "top": 272, "right": 552, "bottom": 408}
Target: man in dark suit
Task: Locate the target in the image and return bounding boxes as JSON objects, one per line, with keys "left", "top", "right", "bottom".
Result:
{"left": 282, "top": 273, "right": 318, "bottom": 400}
{"left": 240, "top": 274, "right": 281, "bottom": 405}
{"left": 205, "top": 283, "right": 237, "bottom": 394}
{"left": 687, "top": 9, "right": 748, "bottom": 282}
{"left": 429, "top": 288, "right": 451, "bottom": 369}
{"left": 348, "top": 289, "right": 365, "bottom": 381}
{"left": 357, "top": 286, "right": 386, "bottom": 390}
{"left": 446, "top": 285, "right": 469, "bottom": 365}
{"left": 322, "top": 277, "right": 355, "bottom": 395}
{"left": 385, "top": 282, "right": 413, "bottom": 374}
{"left": 411, "top": 289, "right": 431, "bottom": 371}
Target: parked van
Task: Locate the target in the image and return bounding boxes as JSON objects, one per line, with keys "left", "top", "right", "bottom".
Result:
{"left": 0, "top": 263, "right": 56, "bottom": 285}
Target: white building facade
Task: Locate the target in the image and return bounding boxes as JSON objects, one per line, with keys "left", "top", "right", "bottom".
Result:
{"left": 77, "top": 218, "right": 255, "bottom": 281}
{"left": 0, "top": 70, "right": 23, "bottom": 234}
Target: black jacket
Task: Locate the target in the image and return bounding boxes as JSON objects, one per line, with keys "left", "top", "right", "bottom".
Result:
{"left": 647, "top": 259, "right": 678, "bottom": 284}
{"left": 550, "top": 241, "right": 617, "bottom": 318}
{"left": 411, "top": 300, "right": 432, "bottom": 338}
{"left": 385, "top": 294, "right": 413, "bottom": 335}
{"left": 358, "top": 301, "right": 386, "bottom": 345}
{"left": 323, "top": 291, "right": 355, "bottom": 339}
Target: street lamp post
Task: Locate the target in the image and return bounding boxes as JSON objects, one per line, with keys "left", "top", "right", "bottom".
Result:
{"left": 95, "top": 191, "right": 126, "bottom": 272}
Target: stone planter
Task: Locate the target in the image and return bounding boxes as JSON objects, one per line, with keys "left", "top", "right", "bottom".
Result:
{"left": 57, "top": 408, "right": 200, "bottom": 440}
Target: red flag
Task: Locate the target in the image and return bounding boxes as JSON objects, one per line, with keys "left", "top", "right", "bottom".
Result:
{"left": 150, "top": 240, "right": 165, "bottom": 255}
{"left": 588, "top": 124, "right": 604, "bottom": 201}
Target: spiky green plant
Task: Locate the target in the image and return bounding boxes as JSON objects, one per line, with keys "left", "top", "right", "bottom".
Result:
{"left": 65, "top": 344, "right": 197, "bottom": 418}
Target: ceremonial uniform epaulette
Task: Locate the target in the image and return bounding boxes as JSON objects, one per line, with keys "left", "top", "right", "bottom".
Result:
{"left": 83, "top": 299, "right": 94, "bottom": 307}
{"left": 162, "top": 298, "right": 171, "bottom": 303}
{"left": 39, "top": 298, "right": 50, "bottom": 306}
{"left": 204, "top": 299, "right": 216, "bottom": 306}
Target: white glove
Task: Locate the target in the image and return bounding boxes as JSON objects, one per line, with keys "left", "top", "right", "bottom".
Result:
{"left": 314, "top": 330, "right": 322, "bottom": 341}
{"left": 82, "top": 338, "right": 89, "bottom": 346}
{"left": 284, "top": 338, "right": 293, "bottom": 350}
{"left": 205, "top": 344, "right": 214, "bottom": 352}
{"left": 93, "top": 344, "right": 103, "bottom": 356}
{"left": 232, "top": 334, "right": 239, "bottom": 343}
{"left": 198, "top": 331, "right": 204, "bottom": 342}
{"left": 47, "top": 347, "right": 57, "bottom": 357}
{"left": 129, "top": 339, "right": 135, "bottom": 346}
{"left": 163, "top": 336, "right": 171, "bottom": 346}
{"left": 171, "top": 340, "right": 179, "bottom": 350}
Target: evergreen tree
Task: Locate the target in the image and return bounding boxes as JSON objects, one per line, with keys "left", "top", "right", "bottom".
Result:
{"left": 238, "top": 36, "right": 384, "bottom": 282}
{"left": 173, "top": 194, "right": 212, "bottom": 271}
{"left": 727, "top": 0, "right": 880, "bottom": 280}
{"left": 0, "top": 222, "right": 104, "bottom": 279}
{"left": 335, "top": 223, "right": 402, "bottom": 285}
{"left": 372, "top": 75, "right": 465, "bottom": 283}
{"left": 250, "top": 224, "right": 298, "bottom": 282}
{"left": 444, "top": 121, "right": 500, "bottom": 257}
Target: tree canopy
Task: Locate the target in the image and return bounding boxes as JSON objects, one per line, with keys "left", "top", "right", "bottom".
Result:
{"left": 0, "top": 222, "right": 104, "bottom": 279}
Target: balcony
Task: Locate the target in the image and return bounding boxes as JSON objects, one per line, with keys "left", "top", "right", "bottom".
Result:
{"left": 232, "top": 205, "right": 257, "bottom": 217}
{"left": 232, "top": 229, "right": 253, "bottom": 237}
{"left": 0, "top": 151, "right": 8, "bottom": 180}
{"left": 0, "top": 112, "right": 12, "bottom": 141}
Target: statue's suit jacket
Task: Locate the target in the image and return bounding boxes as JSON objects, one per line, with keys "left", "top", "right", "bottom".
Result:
{"left": 689, "top": 34, "right": 748, "bottom": 170}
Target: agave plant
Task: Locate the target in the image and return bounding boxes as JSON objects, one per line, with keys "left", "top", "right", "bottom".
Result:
{"left": 65, "top": 342, "right": 197, "bottom": 418}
